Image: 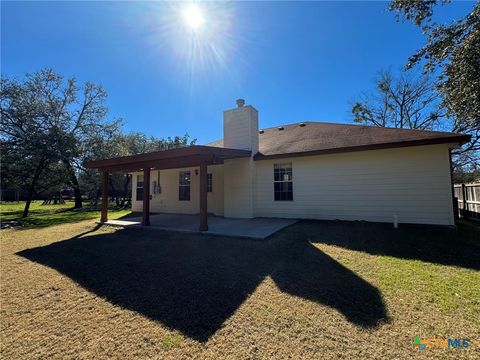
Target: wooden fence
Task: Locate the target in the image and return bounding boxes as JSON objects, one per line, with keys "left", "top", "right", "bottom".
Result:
{"left": 453, "top": 183, "right": 480, "bottom": 220}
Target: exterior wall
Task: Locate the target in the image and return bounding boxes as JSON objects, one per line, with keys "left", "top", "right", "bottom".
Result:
{"left": 207, "top": 165, "right": 224, "bottom": 215}
{"left": 130, "top": 143, "right": 454, "bottom": 225}
{"left": 253, "top": 144, "right": 455, "bottom": 226}
{"left": 223, "top": 157, "right": 255, "bottom": 218}
{"left": 131, "top": 164, "right": 224, "bottom": 216}
{"left": 131, "top": 173, "right": 143, "bottom": 213}
{"left": 223, "top": 105, "right": 259, "bottom": 152}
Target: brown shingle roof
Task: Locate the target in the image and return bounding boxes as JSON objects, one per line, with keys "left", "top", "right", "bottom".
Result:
{"left": 207, "top": 121, "right": 470, "bottom": 160}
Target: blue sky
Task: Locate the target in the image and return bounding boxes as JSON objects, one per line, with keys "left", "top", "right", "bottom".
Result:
{"left": 1, "top": 1, "right": 475, "bottom": 144}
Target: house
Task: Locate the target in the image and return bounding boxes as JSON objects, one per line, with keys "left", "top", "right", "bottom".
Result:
{"left": 85, "top": 99, "right": 470, "bottom": 230}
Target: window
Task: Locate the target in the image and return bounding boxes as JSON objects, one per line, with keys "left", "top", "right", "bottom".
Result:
{"left": 207, "top": 173, "right": 213, "bottom": 192}
{"left": 179, "top": 171, "right": 191, "bottom": 201}
{"left": 274, "top": 163, "right": 293, "bottom": 201}
{"left": 136, "top": 174, "right": 144, "bottom": 201}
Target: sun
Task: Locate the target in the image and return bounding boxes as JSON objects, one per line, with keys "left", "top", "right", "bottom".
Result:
{"left": 151, "top": 1, "right": 238, "bottom": 82}
{"left": 182, "top": 4, "right": 205, "bottom": 31}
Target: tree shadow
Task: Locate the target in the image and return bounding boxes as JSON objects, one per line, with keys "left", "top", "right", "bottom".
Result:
{"left": 17, "top": 225, "right": 389, "bottom": 342}
{"left": 295, "top": 220, "right": 480, "bottom": 271}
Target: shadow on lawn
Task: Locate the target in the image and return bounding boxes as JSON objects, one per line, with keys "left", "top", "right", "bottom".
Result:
{"left": 17, "top": 224, "right": 389, "bottom": 342}
{"left": 297, "top": 220, "right": 480, "bottom": 271}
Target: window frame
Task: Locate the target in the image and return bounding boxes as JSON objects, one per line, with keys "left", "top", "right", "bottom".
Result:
{"left": 136, "top": 174, "right": 144, "bottom": 201}
{"left": 273, "top": 163, "right": 293, "bottom": 201}
{"left": 178, "top": 171, "right": 191, "bottom": 201}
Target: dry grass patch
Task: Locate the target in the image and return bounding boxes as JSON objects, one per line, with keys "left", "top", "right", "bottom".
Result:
{"left": 1, "top": 218, "right": 478, "bottom": 359}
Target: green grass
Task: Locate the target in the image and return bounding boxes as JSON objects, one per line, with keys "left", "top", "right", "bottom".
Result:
{"left": 351, "top": 252, "right": 479, "bottom": 316}
{"left": 0, "top": 210, "right": 478, "bottom": 358}
{"left": 0, "top": 201, "right": 131, "bottom": 228}
{"left": 160, "top": 333, "right": 183, "bottom": 349}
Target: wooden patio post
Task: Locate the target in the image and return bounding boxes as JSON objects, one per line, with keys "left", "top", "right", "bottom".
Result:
{"left": 143, "top": 167, "right": 151, "bottom": 226}
{"left": 199, "top": 161, "right": 208, "bottom": 231}
{"left": 101, "top": 170, "right": 109, "bottom": 222}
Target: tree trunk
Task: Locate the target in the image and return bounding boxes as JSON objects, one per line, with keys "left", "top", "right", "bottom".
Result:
{"left": 63, "top": 160, "right": 83, "bottom": 209}
{"left": 23, "top": 196, "right": 33, "bottom": 218}
{"left": 109, "top": 177, "right": 117, "bottom": 203}
{"left": 72, "top": 186, "right": 82, "bottom": 208}
{"left": 123, "top": 174, "right": 131, "bottom": 209}
{"left": 22, "top": 161, "right": 44, "bottom": 218}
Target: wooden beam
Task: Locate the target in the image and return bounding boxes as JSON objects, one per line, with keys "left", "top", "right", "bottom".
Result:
{"left": 199, "top": 162, "right": 208, "bottom": 231}
{"left": 100, "top": 170, "right": 109, "bottom": 222}
{"left": 97, "top": 155, "right": 213, "bottom": 173}
{"left": 142, "top": 167, "right": 151, "bottom": 226}
{"left": 84, "top": 145, "right": 250, "bottom": 170}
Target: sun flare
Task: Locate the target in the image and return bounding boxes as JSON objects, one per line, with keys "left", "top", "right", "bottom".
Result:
{"left": 146, "top": 1, "right": 240, "bottom": 86}
{"left": 182, "top": 4, "right": 204, "bottom": 30}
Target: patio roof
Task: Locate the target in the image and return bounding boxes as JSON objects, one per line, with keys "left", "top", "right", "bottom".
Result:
{"left": 84, "top": 145, "right": 251, "bottom": 172}
{"left": 84, "top": 145, "right": 251, "bottom": 232}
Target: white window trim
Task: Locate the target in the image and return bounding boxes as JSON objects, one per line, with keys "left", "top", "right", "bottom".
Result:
{"left": 273, "top": 163, "right": 293, "bottom": 201}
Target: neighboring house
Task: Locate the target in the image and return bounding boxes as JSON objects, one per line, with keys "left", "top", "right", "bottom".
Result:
{"left": 85, "top": 99, "right": 470, "bottom": 229}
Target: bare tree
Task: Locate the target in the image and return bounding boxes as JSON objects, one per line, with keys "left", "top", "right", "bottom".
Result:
{"left": 352, "top": 70, "right": 478, "bottom": 170}
{"left": 352, "top": 70, "right": 445, "bottom": 130}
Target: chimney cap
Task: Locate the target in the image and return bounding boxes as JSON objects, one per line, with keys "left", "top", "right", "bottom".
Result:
{"left": 236, "top": 98, "right": 245, "bottom": 108}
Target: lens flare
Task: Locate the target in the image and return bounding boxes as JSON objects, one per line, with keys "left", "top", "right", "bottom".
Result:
{"left": 135, "top": 2, "right": 246, "bottom": 96}
{"left": 182, "top": 4, "right": 204, "bottom": 30}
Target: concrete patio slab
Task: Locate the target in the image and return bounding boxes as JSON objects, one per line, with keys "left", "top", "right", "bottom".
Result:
{"left": 102, "top": 219, "right": 141, "bottom": 226}
{"left": 100, "top": 214, "right": 296, "bottom": 239}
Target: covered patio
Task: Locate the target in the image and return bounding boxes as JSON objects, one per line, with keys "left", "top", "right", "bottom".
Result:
{"left": 84, "top": 145, "right": 252, "bottom": 231}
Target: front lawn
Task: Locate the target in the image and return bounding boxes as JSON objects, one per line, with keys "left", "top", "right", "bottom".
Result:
{"left": 0, "top": 217, "right": 478, "bottom": 359}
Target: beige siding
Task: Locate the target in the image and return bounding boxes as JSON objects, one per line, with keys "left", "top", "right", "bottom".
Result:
{"left": 207, "top": 165, "right": 224, "bottom": 215}
{"left": 131, "top": 173, "right": 142, "bottom": 213}
{"left": 131, "top": 165, "right": 224, "bottom": 216}
{"left": 254, "top": 144, "right": 454, "bottom": 226}
{"left": 223, "top": 157, "right": 255, "bottom": 218}
{"left": 130, "top": 144, "right": 454, "bottom": 225}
